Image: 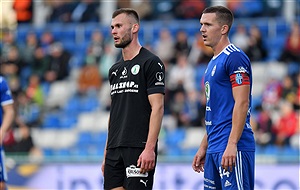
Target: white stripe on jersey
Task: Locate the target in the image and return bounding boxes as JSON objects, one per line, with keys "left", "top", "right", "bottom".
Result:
{"left": 235, "top": 151, "right": 244, "bottom": 190}
{"left": 224, "top": 44, "right": 241, "bottom": 55}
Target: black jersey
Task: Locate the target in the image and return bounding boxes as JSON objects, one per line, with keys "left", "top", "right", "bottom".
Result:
{"left": 107, "top": 47, "right": 165, "bottom": 149}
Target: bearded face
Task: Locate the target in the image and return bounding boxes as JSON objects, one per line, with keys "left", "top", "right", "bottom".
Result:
{"left": 114, "top": 27, "right": 132, "bottom": 48}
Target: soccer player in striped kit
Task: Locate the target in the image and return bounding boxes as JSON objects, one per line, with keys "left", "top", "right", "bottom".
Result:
{"left": 192, "top": 6, "right": 255, "bottom": 190}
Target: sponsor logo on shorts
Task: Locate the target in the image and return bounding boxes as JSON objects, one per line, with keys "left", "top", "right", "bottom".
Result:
{"left": 126, "top": 165, "right": 148, "bottom": 178}
{"left": 140, "top": 179, "right": 148, "bottom": 187}
{"left": 225, "top": 180, "right": 232, "bottom": 187}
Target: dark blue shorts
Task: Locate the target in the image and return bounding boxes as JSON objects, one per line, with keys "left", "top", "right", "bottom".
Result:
{"left": 204, "top": 151, "right": 255, "bottom": 190}
{"left": 104, "top": 147, "right": 157, "bottom": 190}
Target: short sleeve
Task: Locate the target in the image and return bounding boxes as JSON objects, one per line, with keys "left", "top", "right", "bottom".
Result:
{"left": 145, "top": 57, "right": 165, "bottom": 95}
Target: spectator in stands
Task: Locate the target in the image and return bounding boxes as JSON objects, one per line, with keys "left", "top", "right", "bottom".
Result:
{"left": 45, "top": 1, "right": 75, "bottom": 23}
{"left": 0, "top": 76, "right": 15, "bottom": 190}
{"left": 39, "top": 30, "right": 56, "bottom": 55}
{"left": 169, "top": 89, "right": 186, "bottom": 127}
{"left": 70, "top": 0, "right": 100, "bottom": 23}
{"left": 1, "top": 29, "right": 19, "bottom": 61}
{"left": 273, "top": 100, "right": 298, "bottom": 147}
{"left": 263, "top": 0, "right": 283, "bottom": 17}
{"left": 245, "top": 25, "right": 268, "bottom": 61}
{"left": 1, "top": 46, "right": 28, "bottom": 88}
{"left": 31, "top": 47, "right": 51, "bottom": 81}
{"left": 174, "top": 0, "right": 205, "bottom": 19}
{"left": 98, "top": 43, "right": 116, "bottom": 81}
{"left": 227, "top": 0, "right": 264, "bottom": 18}
{"left": 25, "top": 74, "right": 44, "bottom": 107}
{"left": 167, "top": 53, "right": 195, "bottom": 97}
{"left": 279, "top": 21, "right": 300, "bottom": 75}
{"left": 13, "top": 0, "right": 33, "bottom": 24}
{"left": 293, "top": 72, "right": 300, "bottom": 110}
{"left": 154, "top": 28, "right": 174, "bottom": 66}
{"left": 188, "top": 33, "right": 213, "bottom": 65}
{"left": 173, "top": 30, "right": 190, "bottom": 63}
{"left": 253, "top": 105, "right": 275, "bottom": 147}
{"left": 44, "top": 42, "right": 71, "bottom": 83}
{"left": 150, "top": 0, "right": 177, "bottom": 20}
{"left": 15, "top": 90, "right": 41, "bottom": 127}
{"left": 20, "top": 31, "right": 39, "bottom": 67}
{"left": 0, "top": 1, "right": 17, "bottom": 29}
{"left": 231, "top": 24, "right": 250, "bottom": 51}
{"left": 87, "top": 29, "right": 105, "bottom": 62}
{"left": 4, "top": 99, "right": 42, "bottom": 159}
{"left": 172, "top": 90, "right": 205, "bottom": 127}
{"left": 7, "top": 75, "right": 21, "bottom": 96}
{"left": 261, "top": 77, "right": 282, "bottom": 110}
{"left": 117, "top": 0, "right": 153, "bottom": 20}
{"left": 4, "top": 117, "right": 35, "bottom": 153}
{"left": 77, "top": 55, "right": 102, "bottom": 96}
{"left": 281, "top": 75, "right": 298, "bottom": 110}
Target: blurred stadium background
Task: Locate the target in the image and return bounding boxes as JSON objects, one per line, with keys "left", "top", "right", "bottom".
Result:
{"left": 1, "top": 0, "right": 299, "bottom": 189}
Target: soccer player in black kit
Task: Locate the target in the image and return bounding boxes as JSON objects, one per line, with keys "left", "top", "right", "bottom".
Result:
{"left": 101, "top": 8, "right": 165, "bottom": 190}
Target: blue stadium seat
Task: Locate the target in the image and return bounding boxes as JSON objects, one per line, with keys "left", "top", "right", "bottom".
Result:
{"left": 42, "top": 112, "right": 61, "bottom": 129}
{"left": 42, "top": 148, "right": 54, "bottom": 156}
{"left": 90, "top": 132, "right": 107, "bottom": 144}
{"left": 165, "top": 145, "right": 183, "bottom": 156}
{"left": 69, "top": 54, "right": 86, "bottom": 68}
{"left": 266, "top": 34, "right": 287, "bottom": 61}
{"left": 165, "top": 128, "right": 186, "bottom": 146}
{"left": 78, "top": 132, "right": 93, "bottom": 144}
{"left": 264, "top": 145, "right": 280, "bottom": 155}
{"left": 52, "top": 148, "right": 71, "bottom": 157}
{"left": 63, "top": 95, "right": 81, "bottom": 115}
{"left": 59, "top": 115, "right": 78, "bottom": 129}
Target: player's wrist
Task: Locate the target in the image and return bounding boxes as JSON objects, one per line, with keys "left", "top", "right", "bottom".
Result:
{"left": 145, "top": 143, "right": 156, "bottom": 151}
{"left": 227, "top": 140, "right": 238, "bottom": 145}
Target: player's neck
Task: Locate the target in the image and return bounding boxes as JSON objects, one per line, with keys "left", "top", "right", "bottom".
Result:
{"left": 122, "top": 40, "right": 142, "bottom": 61}
{"left": 213, "top": 38, "right": 230, "bottom": 56}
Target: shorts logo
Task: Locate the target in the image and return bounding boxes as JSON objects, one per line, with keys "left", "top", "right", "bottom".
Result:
{"left": 131, "top": 65, "right": 140, "bottom": 75}
{"left": 140, "top": 179, "right": 148, "bottom": 187}
{"left": 225, "top": 180, "right": 231, "bottom": 187}
{"left": 126, "top": 165, "right": 148, "bottom": 178}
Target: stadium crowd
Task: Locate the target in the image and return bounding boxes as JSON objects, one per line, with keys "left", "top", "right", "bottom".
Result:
{"left": 0, "top": 0, "right": 299, "bottom": 160}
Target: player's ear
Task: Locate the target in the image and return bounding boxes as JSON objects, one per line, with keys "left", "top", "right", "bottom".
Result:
{"left": 132, "top": 23, "right": 139, "bottom": 33}
{"left": 221, "top": 25, "right": 229, "bottom": 35}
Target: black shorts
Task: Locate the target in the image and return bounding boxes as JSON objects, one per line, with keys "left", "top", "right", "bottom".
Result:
{"left": 104, "top": 147, "right": 157, "bottom": 190}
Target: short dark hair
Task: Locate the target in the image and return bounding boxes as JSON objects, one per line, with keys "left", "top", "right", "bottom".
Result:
{"left": 202, "top": 6, "right": 234, "bottom": 32}
{"left": 112, "top": 8, "right": 140, "bottom": 24}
